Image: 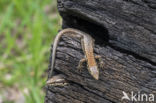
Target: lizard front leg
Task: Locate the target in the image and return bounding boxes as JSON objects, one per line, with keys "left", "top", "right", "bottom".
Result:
{"left": 95, "top": 55, "right": 104, "bottom": 69}
{"left": 77, "top": 58, "right": 87, "bottom": 72}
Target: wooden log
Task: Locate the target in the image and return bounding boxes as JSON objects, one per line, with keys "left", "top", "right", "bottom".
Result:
{"left": 58, "top": 0, "right": 156, "bottom": 63}
{"left": 45, "top": 0, "right": 156, "bottom": 103}
{"left": 45, "top": 36, "right": 155, "bottom": 103}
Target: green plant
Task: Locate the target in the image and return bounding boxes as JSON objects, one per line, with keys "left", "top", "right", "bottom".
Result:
{"left": 0, "top": 0, "right": 61, "bottom": 102}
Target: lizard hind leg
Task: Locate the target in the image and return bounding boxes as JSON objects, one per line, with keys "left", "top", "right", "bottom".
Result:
{"left": 77, "top": 58, "right": 87, "bottom": 72}
{"left": 95, "top": 55, "right": 105, "bottom": 69}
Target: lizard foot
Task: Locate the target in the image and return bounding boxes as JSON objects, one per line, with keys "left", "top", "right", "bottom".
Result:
{"left": 77, "top": 58, "right": 87, "bottom": 72}
{"left": 95, "top": 55, "right": 105, "bottom": 69}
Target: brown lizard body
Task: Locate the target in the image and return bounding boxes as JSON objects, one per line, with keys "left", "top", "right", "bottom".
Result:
{"left": 49, "top": 28, "right": 103, "bottom": 81}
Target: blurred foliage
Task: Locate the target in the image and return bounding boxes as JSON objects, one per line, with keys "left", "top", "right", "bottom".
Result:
{"left": 0, "top": 0, "right": 61, "bottom": 102}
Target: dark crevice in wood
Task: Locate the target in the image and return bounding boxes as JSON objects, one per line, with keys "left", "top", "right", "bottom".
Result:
{"left": 59, "top": 0, "right": 156, "bottom": 34}
{"left": 62, "top": 15, "right": 110, "bottom": 45}
{"left": 142, "top": 0, "right": 156, "bottom": 9}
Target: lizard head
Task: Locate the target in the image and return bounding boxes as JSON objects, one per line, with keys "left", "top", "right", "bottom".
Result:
{"left": 89, "top": 66, "right": 99, "bottom": 80}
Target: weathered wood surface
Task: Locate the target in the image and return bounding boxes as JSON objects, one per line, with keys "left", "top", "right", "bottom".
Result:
{"left": 45, "top": 0, "right": 156, "bottom": 103}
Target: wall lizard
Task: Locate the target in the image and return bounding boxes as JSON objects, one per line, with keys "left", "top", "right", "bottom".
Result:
{"left": 48, "top": 28, "right": 103, "bottom": 82}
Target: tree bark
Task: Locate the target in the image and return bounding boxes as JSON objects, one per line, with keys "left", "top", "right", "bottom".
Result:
{"left": 45, "top": 0, "right": 156, "bottom": 103}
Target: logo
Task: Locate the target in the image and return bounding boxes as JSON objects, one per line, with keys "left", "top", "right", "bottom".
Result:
{"left": 121, "top": 91, "right": 155, "bottom": 102}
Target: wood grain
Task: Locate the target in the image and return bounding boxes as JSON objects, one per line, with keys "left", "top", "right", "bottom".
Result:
{"left": 45, "top": 0, "right": 156, "bottom": 103}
